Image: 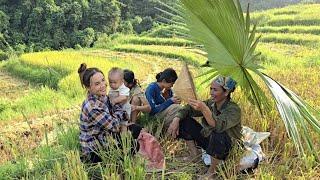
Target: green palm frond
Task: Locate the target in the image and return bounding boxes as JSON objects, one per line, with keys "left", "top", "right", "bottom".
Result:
{"left": 259, "top": 73, "right": 320, "bottom": 157}
{"left": 179, "top": 0, "right": 269, "bottom": 114}
{"left": 176, "top": 0, "right": 320, "bottom": 158}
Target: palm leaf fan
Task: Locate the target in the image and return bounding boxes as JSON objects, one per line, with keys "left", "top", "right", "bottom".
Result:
{"left": 176, "top": 0, "right": 320, "bottom": 158}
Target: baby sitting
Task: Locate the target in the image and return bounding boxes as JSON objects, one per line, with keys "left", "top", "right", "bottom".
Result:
{"left": 108, "top": 67, "right": 131, "bottom": 131}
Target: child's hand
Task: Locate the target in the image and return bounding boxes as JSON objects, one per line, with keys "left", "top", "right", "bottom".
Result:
{"left": 113, "top": 95, "right": 128, "bottom": 105}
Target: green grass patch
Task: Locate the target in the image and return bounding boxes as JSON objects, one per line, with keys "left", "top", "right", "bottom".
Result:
{"left": 0, "top": 158, "right": 29, "bottom": 179}
{"left": 251, "top": 4, "right": 320, "bottom": 26}
{"left": 113, "top": 44, "right": 207, "bottom": 66}
{"left": 0, "top": 87, "right": 77, "bottom": 122}
{"left": 0, "top": 58, "right": 82, "bottom": 122}
{"left": 267, "top": 18, "right": 320, "bottom": 26}
{"left": 3, "top": 58, "right": 69, "bottom": 89}
{"left": 257, "top": 26, "right": 320, "bottom": 35}
{"left": 256, "top": 42, "right": 319, "bottom": 67}
{"left": 106, "top": 35, "right": 195, "bottom": 47}
{"left": 259, "top": 33, "right": 320, "bottom": 46}
{"left": 142, "top": 25, "right": 188, "bottom": 38}
{"left": 273, "top": 10, "right": 299, "bottom": 16}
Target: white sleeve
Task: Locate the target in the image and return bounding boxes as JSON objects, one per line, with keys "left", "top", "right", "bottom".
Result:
{"left": 119, "top": 84, "right": 130, "bottom": 96}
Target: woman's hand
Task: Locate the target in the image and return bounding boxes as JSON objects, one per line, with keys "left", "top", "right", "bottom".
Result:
{"left": 162, "top": 88, "right": 171, "bottom": 99}
{"left": 171, "top": 96, "right": 181, "bottom": 104}
{"left": 189, "top": 98, "right": 216, "bottom": 127}
{"left": 188, "top": 98, "right": 207, "bottom": 112}
{"left": 167, "top": 117, "right": 180, "bottom": 138}
{"left": 131, "top": 105, "right": 137, "bottom": 112}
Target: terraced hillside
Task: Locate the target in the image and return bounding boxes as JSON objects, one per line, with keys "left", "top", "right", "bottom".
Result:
{"left": 0, "top": 3, "right": 320, "bottom": 179}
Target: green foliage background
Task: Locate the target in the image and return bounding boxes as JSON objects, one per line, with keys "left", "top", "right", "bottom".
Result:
{"left": 1, "top": 0, "right": 318, "bottom": 53}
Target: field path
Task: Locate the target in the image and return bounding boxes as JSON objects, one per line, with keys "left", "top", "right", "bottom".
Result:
{"left": 0, "top": 69, "right": 31, "bottom": 100}
{"left": 0, "top": 105, "right": 80, "bottom": 164}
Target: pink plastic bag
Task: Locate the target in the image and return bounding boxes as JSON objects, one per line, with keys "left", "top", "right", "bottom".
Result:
{"left": 137, "top": 131, "right": 165, "bottom": 170}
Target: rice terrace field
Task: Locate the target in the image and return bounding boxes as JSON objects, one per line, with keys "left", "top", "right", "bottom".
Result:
{"left": 0, "top": 2, "right": 320, "bottom": 179}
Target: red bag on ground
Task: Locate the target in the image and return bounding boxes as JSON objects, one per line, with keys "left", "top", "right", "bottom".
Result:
{"left": 137, "top": 131, "right": 165, "bottom": 170}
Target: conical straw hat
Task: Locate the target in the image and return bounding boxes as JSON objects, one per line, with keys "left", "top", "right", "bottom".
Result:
{"left": 173, "top": 63, "right": 197, "bottom": 102}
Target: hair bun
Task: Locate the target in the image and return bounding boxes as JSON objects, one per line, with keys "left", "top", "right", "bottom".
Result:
{"left": 78, "top": 63, "right": 87, "bottom": 74}
{"left": 156, "top": 72, "right": 163, "bottom": 80}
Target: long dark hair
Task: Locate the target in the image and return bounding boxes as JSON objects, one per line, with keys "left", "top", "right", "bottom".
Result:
{"left": 156, "top": 68, "right": 177, "bottom": 83}
{"left": 124, "top": 69, "right": 139, "bottom": 87}
{"left": 78, "top": 63, "right": 104, "bottom": 88}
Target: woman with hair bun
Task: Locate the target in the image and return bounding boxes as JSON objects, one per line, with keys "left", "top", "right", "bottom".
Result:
{"left": 123, "top": 69, "right": 151, "bottom": 123}
{"left": 145, "top": 68, "right": 182, "bottom": 130}
{"left": 78, "top": 63, "right": 141, "bottom": 163}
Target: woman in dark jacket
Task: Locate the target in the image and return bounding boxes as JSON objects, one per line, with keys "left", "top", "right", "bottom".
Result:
{"left": 168, "top": 75, "right": 242, "bottom": 176}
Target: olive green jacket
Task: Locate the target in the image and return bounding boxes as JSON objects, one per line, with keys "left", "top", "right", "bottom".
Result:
{"left": 175, "top": 99, "right": 242, "bottom": 140}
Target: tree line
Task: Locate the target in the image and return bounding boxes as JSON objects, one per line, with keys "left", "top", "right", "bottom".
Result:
{"left": 0, "top": 0, "right": 176, "bottom": 53}
{"left": 0, "top": 0, "right": 318, "bottom": 54}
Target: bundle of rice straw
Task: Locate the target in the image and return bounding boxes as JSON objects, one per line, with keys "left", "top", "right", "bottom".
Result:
{"left": 173, "top": 63, "right": 197, "bottom": 102}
